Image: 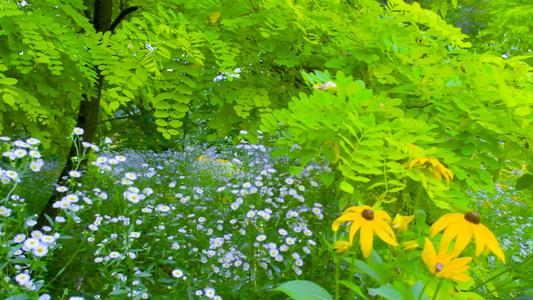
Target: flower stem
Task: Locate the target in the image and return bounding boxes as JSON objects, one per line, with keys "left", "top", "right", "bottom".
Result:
{"left": 43, "top": 242, "right": 83, "bottom": 290}
{"left": 417, "top": 277, "right": 432, "bottom": 300}
{"left": 433, "top": 279, "right": 443, "bottom": 300}
{"left": 335, "top": 256, "right": 341, "bottom": 300}
{"left": 471, "top": 253, "right": 533, "bottom": 291}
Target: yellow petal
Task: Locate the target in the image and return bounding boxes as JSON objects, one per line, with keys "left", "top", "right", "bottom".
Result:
{"left": 374, "top": 210, "right": 392, "bottom": 223}
{"left": 422, "top": 238, "right": 437, "bottom": 273}
{"left": 450, "top": 272, "right": 472, "bottom": 282}
{"left": 359, "top": 222, "right": 374, "bottom": 258}
{"left": 345, "top": 206, "right": 364, "bottom": 213}
{"left": 477, "top": 224, "right": 506, "bottom": 264}
{"left": 373, "top": 221, "right": 399, "bottom": 246}
{"left": 451, "top": 225, "right": 473, "bottom": 254}
{"left": 471, "top": 224, "right": 487, "bottom": 257}
{"left": 430, "top": 213, "right": 463, "bottom": 237}
{"left": 332, "top": 212, "right": 358, "bottom": 231}
{"left": 348, "top": 219, "right": 363, "bottom": 245}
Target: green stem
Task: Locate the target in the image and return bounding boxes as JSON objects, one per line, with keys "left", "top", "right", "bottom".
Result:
{"left": 387, "top": 244, "right": 394, "bottom": 282}
{"left": 348, "top": 253, "right": 356, "bottom": 298}
{"left": 417, "top": 277, "right": 432, "bottom": 300}
{"left": 43, "top": 242, "right": 83, "bottom": 290}
{"left": 335, "top": 256, "right": 341, "bottom": 300}
{"left": 471, "top": 253, "right": 533, "bottom": 291}
{"left": 433, "top": 279, "right": 443, "bottom": 300}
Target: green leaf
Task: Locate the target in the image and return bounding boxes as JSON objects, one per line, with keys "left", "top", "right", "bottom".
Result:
{"left": 154, "top": 110, "right": 170, "bottom": 118}
{"left": 322, "top": 172, "right": 335, "bottom": 186}
{"left": 272, "top": 280, "right": 333, "bottom": 300}
{"left": 153, "top": 92, "right": 172, "bottom": 102}
{"left": 5, "top": 295, "right": 30, "bottom": 300}
{"left": 0, "top": 77, "right": 18, "bottom": 85}
{"left": 155, "top": 119, "right": 168, "bottom": 126}
{"left": 368, "top": 284, "right": 402, "bottom": 300}
{"left": 355, "top": 260, "right": 382, "bottom": 283}
{"left": 462, "top": 143, "right": 476, "bottom": 156}
{"left": 515, "top": 106, "right": 530, "bottom": 116}
{"left": 3, "top": 93, "right": 15, "bottom": 105}
{"left": 339, "top": 280, "right": 368, "bottom": 299}
{"left": 271, "top": 148, "right": 288, "bottom": 158}
{"left": 168, "top": 120, "right": 183, "bottom": 128}
{"left": 290, "top": 165, "right": 303, "bottom": 175}
{"left": 109, "top": 101, "right": 120, "bottom": 110}
{"left": 154, "top": 100, "right": 171, "bottom": 110}
{"left": 340, "top": 181, "right": 354, "bottom": 193}
{"left": 515, "top": 174, "right": 533, "bottom": 190}
{"left": 109, "top": 289, "right": 129, "bottom": 295}
{"left": 410, "top": 280, "right": 428, "bottom": 300}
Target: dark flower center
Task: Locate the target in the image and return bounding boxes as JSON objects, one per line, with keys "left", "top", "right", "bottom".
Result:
{"left": 435, "top": 263, "right": 443, "bottom": 273}
{"left": 362, "top": 209, "right": 374, "bottom": 220}
{"left": 464, "top": 212, "right": 481, "bottom": 225}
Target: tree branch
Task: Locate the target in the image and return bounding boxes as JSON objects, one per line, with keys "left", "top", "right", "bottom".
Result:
{"left": 109, "top": 6, "right": 139, "bottom": 33}
{"left": 98, "top": 109, "right": 154, "bottom": 124}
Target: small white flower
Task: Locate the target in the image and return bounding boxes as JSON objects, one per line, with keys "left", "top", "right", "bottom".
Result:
{"left": 256, "top": 234, "right": 267, "bottom": 242}
{"left": 125, "top": 172, "right": 137, "bottom": 180}
{"left": 0, "top": 206, "right": 12, "bottom": 217}
{"left": 109, "top": 251, "right": 120, "bottom": 259}
{"left": 14, "top": 234, "right": 26, "bottom": 243}
{"left": 129, "top": 232, "right": 141, "bottom": 238}
{"left": 13, "top": 149, "right": 28, "bottom": 158}
{"left": 69, "top": 170, "right": 82, "bottom": 178}
{"left": 56, "top": 186, "right": 68, "bottom": 192}
{"left": 15, "top": 273, "right": 31, "bottom": 285}
{"left": 33, "top": 245, "right": 49, "bottom": 257}
{"left": 172, "top": 269, "right": 184, "bottom": 278}
{"left": 73, "top": 127, "right": 84, "bottom": 135}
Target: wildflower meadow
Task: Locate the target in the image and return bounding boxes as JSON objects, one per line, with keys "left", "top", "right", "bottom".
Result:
{"left": 1, "top": 0, "right": 533, "bottom": 299}
{"left": 1, "top": 126, "right": 532, "bottom": 299}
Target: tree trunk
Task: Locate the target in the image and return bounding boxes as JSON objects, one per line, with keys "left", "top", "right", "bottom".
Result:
{"left": 36, "top": 0, "right": 112, "bottom": 228}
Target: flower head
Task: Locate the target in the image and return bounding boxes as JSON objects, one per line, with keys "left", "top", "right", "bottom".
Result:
{"left": 422, "top": 238, "right": 472, "bottom": 282}
{"left": 404, "top": 157, "right": 453, "bottom": 185}
{"left": 332, "top": 205, "right": 398, "bottom": 258}
{"left": 392, "top": 214, "right": 414, "bottom": 233}
{"left": 430, "top": 212, "right": 505, "bottom": 263}
{"left": 401, "top": 240, "right": 419, "bottom": 251}
{"left": 332, "top": 240, "right": 351, "bottom": 256}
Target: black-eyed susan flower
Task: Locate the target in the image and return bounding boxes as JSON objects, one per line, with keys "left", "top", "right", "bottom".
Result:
{"left": 332, "top": 205, "right": 398, "bottom": 258}
{"left": 422, "top": 238, "right": 472, "bottom": 282}
{"left": 401, "top": 240, "right": 419, "bottom": 251}
{"left": 404, "top": 157, "right": 453, "bottom": 185}
{"left": 392, "top": 214, "right": 414, "bottom": 233}
{"left": 430, "top": 212, "right": 505, "bottom": 264}
{"left": 333, "top": 240, "right": 351, "bottom": 255}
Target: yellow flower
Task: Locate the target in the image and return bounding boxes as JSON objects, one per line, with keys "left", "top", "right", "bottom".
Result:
{"left": 392, "top": 214, "right": 414, "bottom": 233}
{"left": 333, "top": 241, "right": 351, "bottom": 256}
{"left": 430, "top": 212, "right": 505, "bottom": 264}
{"left": 422, "top": 238, "right": 472, "bottom": 282}
{"left": 404, "top": 157, "right": 453, "bottom": 185}
{"left": 401, "top": 240, "right": 419, "bottom": 251}
{"left": 332, "top": 205, "right": 398, "bottom": 258}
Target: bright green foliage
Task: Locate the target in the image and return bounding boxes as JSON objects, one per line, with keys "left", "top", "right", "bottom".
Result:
{"left": 259, "top": 0, "right": 533, "bottom": 211}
